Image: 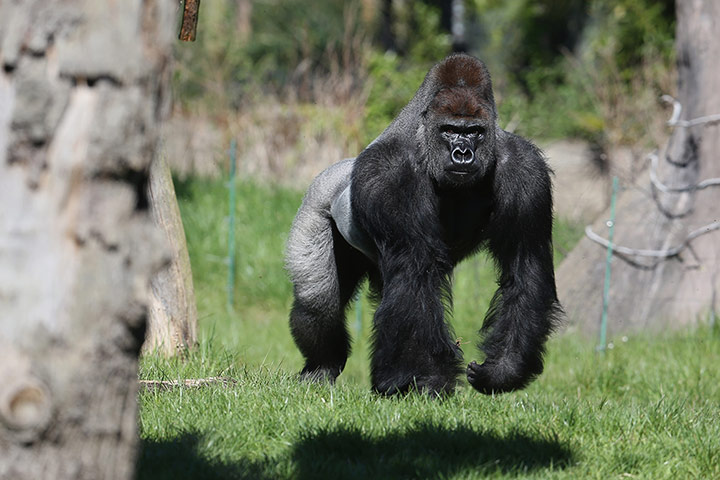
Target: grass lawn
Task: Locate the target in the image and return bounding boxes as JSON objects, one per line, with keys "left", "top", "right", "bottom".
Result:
{"left": 137, "top": 178, "right": 720, "bottom": 479}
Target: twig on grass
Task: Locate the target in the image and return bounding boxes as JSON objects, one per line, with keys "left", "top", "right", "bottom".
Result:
{"left": 139, "top": 376, "right": 237, "bottom": 392}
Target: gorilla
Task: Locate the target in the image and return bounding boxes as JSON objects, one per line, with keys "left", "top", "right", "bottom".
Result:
{"left": 286, "top": 54, "right": 559, "bottom": 396}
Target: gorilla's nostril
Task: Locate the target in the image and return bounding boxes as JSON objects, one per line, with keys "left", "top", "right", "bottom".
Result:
{"left": 452, "top": 147, "right": 474, "bottom": 164}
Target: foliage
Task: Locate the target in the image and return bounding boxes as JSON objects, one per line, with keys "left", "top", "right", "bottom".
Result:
{"left": 172, "top": 0, "right": 676, "bottom": 160}
{"left": 469, "top": 0, "right": 675, "bottom": 144}
{"left": 173, "top": 0, "right": 369, "bottom": 111}
{"left": 362, "top": 51, "right": 429, "bottom": 144}
{"left": 583, "top": 0, "right": 675, "bottom": 78}
{"left": 570, "top": 0, "right": 676, "bottom": 146}
{"left": 362, "top": 2, "right": 453, "bottom": 144}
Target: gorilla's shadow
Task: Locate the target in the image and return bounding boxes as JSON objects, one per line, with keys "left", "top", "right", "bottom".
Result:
{"left": 136, "top": 424, "right": 572, "bottom": 479}
{"left": 291, "top": 423, "right": 573, "bottom": 479}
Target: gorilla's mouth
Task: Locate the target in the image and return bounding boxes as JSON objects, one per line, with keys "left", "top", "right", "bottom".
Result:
{"left": 445, "top": 166, "right": 479, "bottom": 177}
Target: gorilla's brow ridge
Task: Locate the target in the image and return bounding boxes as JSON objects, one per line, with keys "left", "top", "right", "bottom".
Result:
{"left": 431, "top": 87, "right": 492, "bottom": 119}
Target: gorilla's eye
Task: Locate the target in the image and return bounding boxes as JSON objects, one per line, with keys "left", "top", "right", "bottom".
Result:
{"left": 440, "top": 125, "right": 485, "bottom": 139}
{"left": 469, "top": 126, "right": 486, "bottom": 138}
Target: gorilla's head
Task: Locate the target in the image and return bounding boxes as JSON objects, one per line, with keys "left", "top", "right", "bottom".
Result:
{"left": 416, "top": 55, "right": 498, "bottom": 189}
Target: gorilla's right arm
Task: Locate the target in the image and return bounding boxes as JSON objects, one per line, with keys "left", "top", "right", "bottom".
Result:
{"left": 350, "top": 141, "right": 463, "bottom": 394}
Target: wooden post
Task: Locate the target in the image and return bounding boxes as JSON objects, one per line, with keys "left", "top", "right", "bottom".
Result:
{"left": 144, "top": 155, "right": 199, "bottom": 356}
{"left": 142, "top": 0, "right": 202, "bottom": 356}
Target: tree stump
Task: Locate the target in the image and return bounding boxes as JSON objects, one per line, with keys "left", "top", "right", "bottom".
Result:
{"left": 145, "top": 155, "right": 198, "bottom": 356}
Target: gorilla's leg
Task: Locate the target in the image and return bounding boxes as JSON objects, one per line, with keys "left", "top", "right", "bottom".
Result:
{"left": 289, "top": 225, "right": 367, "bottom": 382}
{"left": 369, "top": 270, "right": 463, "bottom": 396}
{"left": 351, "top": 160, "right": 463, "bottom": 396}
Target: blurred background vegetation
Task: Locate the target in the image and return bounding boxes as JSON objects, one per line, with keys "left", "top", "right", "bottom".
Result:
{"left": 168, "top": 0, "right": 675, "bottom": 184}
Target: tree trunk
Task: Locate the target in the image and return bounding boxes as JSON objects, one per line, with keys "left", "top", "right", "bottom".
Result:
{"left": 379, "top": 0, "right": 396, "bottom": 52}
{"left": 235, "top": 0, "right": 252, "bottom": 43}
{"left": 0, "top": 1, "right": 175, "bottom": 478}
{"left": 144, "top": 156, "right": 198, "bottom": 356}
{"left": 557, "top": 1, "right": 720, "bottom": 337}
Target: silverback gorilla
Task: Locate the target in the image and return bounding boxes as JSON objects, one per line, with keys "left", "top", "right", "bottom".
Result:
{"left": 286, "top": 54, "right": 560, "bottom": 396}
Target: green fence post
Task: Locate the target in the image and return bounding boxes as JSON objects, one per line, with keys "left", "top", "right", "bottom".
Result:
{"left": 227, "top": 139, "right": 237, "bottom": 312}
{"left": 598, "top": 176, "right": 619, "bottom": 352}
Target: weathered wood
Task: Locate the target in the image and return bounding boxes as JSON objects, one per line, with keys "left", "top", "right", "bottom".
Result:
{"left": 557, "top": 0, "right": 720, "bottom": 336}
{"left": 179, "top": 0, "right": 201, "bottom": 42}
{"left": 0, "top": 1, "right": 175, "bottom": 478}
{"left": 144, "top": 155, "right": 198, "bottom": 356}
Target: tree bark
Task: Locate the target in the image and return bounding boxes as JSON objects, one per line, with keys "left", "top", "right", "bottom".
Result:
{"left": 0, "top": 1, "right": 175, "bottom": 478}
{"left": 144, "top": 156, "right": 198, "bottom": 356}
{"left": 557, "top": 1, "right": 720, "bottom": 336}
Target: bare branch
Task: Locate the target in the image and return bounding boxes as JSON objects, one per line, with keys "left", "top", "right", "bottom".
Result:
{"left": 585, "top": 96, "right": 720, "bottom": 262}
{"left": 662, "top": 95, "right": 720, "bottom": 127}
{"left": 648, "top": 151, "right": 720, "bottom": 194}
{"left": 585, "top": 222, "right": 720, "bottom": 260}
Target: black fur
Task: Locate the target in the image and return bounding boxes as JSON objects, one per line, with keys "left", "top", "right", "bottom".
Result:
{"left": 286, "top": 54, "right": 559, "bottom": 396}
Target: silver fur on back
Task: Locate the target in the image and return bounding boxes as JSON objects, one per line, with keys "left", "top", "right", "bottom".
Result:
{"left": 285, "top": 158, "right": 355, "bottom": 311}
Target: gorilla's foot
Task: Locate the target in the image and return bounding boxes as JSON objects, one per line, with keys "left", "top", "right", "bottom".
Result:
{"left": 299, "top": 364, "right": 342, "bottom": 384}
{"left": 372, "top": 373, "right": 457, "bottom": 397}
{"left": 466, "top": 358, "right": 541, "bottom": 394}
{"left": 372, "top": 342, "right": 463, "bottom": 396}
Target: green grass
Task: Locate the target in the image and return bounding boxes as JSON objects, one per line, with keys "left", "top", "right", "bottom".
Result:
{"left": 138, "top": 177, "right": 720, "bottom": 479}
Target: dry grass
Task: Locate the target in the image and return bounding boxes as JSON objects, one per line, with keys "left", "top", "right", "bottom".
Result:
{"left": 567, "top": 45, "right": 676, "bottom": 150}
{"left": 226, "top": 98, "right": 367, "bottom": 185}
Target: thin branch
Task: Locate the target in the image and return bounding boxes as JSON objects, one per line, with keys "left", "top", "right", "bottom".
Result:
{"left": 648, "top": 151, "right": 720, "bottom": 193}
{"left": 584, "top": 95, "right": 720, "bottom": 268}
{"left": 585, "top": 221, "right": 720, "bottom": 259}
{"left": 661, "top": 95, "right": 720, "bottom": 127}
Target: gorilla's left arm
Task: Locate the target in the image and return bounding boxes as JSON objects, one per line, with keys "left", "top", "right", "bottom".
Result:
{"left": 467, "top": 131, "right": 560, "bottom": 394}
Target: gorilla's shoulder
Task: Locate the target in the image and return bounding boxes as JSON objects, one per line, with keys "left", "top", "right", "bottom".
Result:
{"left": 355, "top": 135, "right": 415, "bottom": 171}
{"left": 496, "top": 130, "right": 548, "bottom": 173}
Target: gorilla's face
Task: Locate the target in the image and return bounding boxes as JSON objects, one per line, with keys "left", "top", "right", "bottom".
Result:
{"left": 437, "top": 117, "right": 494, "bottom": 184}
{"left": 421, "top": 87, "right": 496, "bottom": 189}
{"left": 422, "top": 114, "right": 496, "bottom": 189}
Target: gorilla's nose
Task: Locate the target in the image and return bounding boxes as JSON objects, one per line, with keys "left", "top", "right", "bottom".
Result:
{"left": 452, "top": 146, "right": 474, "bottom": 164}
